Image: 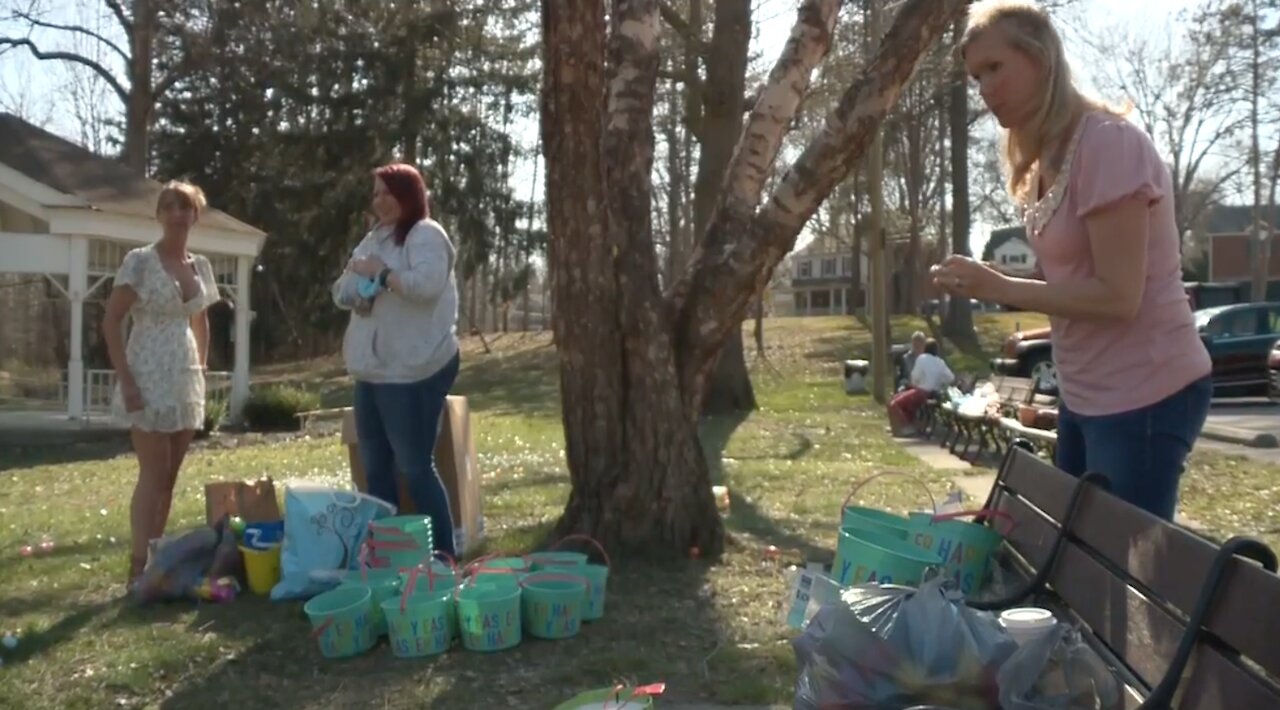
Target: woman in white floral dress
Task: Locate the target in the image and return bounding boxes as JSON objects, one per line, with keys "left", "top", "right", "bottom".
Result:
{"left": 102, "top": 181, "right": 221, "bottom": 585}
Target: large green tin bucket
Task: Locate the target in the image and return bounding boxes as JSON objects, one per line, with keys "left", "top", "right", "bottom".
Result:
{"left": 832, "top": 526, "right": 940, "bottom": 587}
{"left": 521, "top": 572, "right": 587, "bottom": 640}
{"left": 907, "top": 509, "right": 1013, "bottom": 597}
{"left": 839, "top": 471, "right": 938, "bottom": 541}
{"left": 841, "top": 506, "right": 910, "bottom": 540}
{"left": 456, "top": 579, "right": 521, "bottom": 652}
{"left": 304, "top": 585, "right": 377, "bottom": 659}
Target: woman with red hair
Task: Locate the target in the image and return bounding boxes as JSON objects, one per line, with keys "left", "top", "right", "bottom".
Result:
{"left": 332, "top": 162, "right": 460, "bottom": 556}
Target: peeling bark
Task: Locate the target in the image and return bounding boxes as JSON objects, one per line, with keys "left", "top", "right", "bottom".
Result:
{"left": 541, "top": 0, "right": 965, "bottom": 558}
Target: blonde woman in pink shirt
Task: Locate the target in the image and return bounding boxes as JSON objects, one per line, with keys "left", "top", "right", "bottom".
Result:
{"left": 932, "top": 0, "right": 1212, "bottom": 521}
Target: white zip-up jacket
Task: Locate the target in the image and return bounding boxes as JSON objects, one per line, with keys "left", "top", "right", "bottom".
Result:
{"left": 332, "top": 219, "right": 459, "bottom": 384}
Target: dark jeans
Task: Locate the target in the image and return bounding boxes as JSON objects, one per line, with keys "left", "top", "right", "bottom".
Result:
{"left": 354, "top": 353, "right": 461, "bottom": 557}
{"left": 1055, "top": 375, "right": 1212, "bottom": 521}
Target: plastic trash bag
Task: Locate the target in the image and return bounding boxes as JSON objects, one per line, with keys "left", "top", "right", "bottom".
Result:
{"left": 997, "top": 624, "right": 1123, "bottom": 710}
{"left": 130, "top": 516, "right": 241, "bottom": 605}
{"left": 270, "top": 484, "right": 395, "bottom": 601}
{"left": 793, "top": 576, "right": 1018, "bottom": 710}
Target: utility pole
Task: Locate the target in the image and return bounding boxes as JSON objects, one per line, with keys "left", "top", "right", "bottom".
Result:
{"left": 868, "top": 0, "right": 891, "bottom": 403}
{"left": 1251, "top": 0, "right": 1268, "bottom": 302}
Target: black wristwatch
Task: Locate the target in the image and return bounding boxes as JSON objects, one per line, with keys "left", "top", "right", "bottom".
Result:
{"left": 377, "top": 267, "right": 392, "bottom": 289}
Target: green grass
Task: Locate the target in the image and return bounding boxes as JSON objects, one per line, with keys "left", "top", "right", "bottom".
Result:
{"left": 1, "top": 313, "right": 1275, "bottom": 708}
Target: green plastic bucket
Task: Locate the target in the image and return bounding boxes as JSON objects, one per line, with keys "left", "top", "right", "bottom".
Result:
{"left": 368, "top": 516, "right": 433, "bottom": 571}
{"left": 532, "top": 535, "right": 611, "bottom": 621}
{"left": 400, "top": 560, "right": 457, "bottom": 594}
{"left": 841, "top": 505, "right": 910, "bottom": 540}
{"left": 528, "top": 550, "right": 588, "bottom": 569}
{"left": 832, "top": 526, "right": 940, "bottom": 587}
{"left": 339, "top": 568, "right": 400, "bottom": 637}
{"left": 907, "top": 510, "right": 1011, "bottom": 597}
{"left": 521, "top": 573, "right": 587, "bottom": 640}
{"left": 382, "top": 589, "right": 452, "bottom": 658}
{"left": 304, "top": 585, "right": 377, "bottom": 659}
{"left": 456, "top": 580, "right": 522, "bottom": 652}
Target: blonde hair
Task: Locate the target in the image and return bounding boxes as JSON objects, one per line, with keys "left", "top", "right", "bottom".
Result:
{"left": 156, "top": 180, "right": 208, "bottom": 216}
{"left": 961, "top": 1, "right": 1116, "bottom": 202}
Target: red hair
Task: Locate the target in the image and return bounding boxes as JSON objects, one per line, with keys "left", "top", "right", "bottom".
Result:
{"left": 373, "top": 163, "right": 429, "bottom": 245}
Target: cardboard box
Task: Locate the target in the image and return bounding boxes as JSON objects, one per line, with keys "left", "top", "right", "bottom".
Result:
{"left": 341, "top": 396, "right": 484, "bottom": 554}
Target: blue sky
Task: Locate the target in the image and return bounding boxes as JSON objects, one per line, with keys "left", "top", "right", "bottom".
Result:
{"left": 0, "top": 0, "right": 1205, "bottom": 258}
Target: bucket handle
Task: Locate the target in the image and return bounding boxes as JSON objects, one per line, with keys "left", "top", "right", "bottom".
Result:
{"left": 462, "top": 552, "right": 531, "bottom": 578}
{"left": 929, "top": 508, "right": 1018, "bottom": 536}
{"left": 841, "top": 470, "right": 938, "bottom": 516}
{"left": 401, "top": 550, "right": 460, "bottom": 611}
{"left": 610, "top": 682, "right": 667, "bottom": 708}
{"left": 519, "top": 572, "right": 589, "bottom": 589}
{"left": 549, "top": 534, "right": 612, "bottom": 569}
{"left": 452, "top": 565, "right": 521, "bottom": 602}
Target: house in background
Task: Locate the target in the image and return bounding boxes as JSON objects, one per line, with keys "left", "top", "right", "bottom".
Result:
{"left": 982, "top": 225, "right": 1035, "bottom": 276}
{"left": 0, "top": 113, "right": 266, "bottom": 425}
{"left": 774, "top": 233, "right": 944, "bottom": 317}
{"left": 1202, "top": 205, "right": 1280, "bottom": 283}
{"left": 781, "top": 235, "right": 865, "bottom": 316}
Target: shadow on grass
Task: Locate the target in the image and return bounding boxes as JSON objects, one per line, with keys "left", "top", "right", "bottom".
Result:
{"left": 0, "top": 599, "right": 118, "bottom": 666}
{"left": 701, "top": 412, "right": 831, "bottom": 564}
{"left": 454, "top": 347, "right": 560, "bottom": 418}
{"left": 0, "top": 438, "right": 133, "bottom": 472}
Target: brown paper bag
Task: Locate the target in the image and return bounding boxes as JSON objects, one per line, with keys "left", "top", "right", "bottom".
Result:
{"left": 204, "top": 478, "right": 282, "bottom": 526}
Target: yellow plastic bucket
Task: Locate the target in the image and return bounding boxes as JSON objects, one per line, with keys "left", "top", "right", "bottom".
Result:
{"left": 240, "top": 543, "right": 281, "bottom": 595}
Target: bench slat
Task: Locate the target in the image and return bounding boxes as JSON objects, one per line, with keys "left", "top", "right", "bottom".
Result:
{"left": 1000, "top": 449, "right": 1280, "bottom": 678}
{"left": 995, "top": 491, "right": 1280, "bottom": 710}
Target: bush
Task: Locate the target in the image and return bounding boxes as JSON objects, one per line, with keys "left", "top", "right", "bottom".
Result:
{"left": 199, "top": 396, "right": 228, "bottom": 439}
{"left": 242, "top": 385, "right": 321, "bottom": 432}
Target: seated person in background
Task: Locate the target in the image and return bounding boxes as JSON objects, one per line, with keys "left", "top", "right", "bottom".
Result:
{"left": 896, "top": 331, "right": 928, "bottom": 391}
{"left": 887, "top": 339, "right": 955, "bottom": 436}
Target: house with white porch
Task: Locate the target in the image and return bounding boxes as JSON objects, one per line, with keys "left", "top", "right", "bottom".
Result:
{"left": 0, "top": 113, "right": 266, "bottom": 427}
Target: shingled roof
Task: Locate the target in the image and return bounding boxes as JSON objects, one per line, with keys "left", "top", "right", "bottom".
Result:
{"left": 0, "top": 112, "right": 263, "bottom": 237}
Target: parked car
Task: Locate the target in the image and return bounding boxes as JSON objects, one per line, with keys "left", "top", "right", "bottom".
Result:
{"left": 992, "top": 302, "right": 1280, "bottom": 397}
{"left": 1269, "top": 339, "right": 1280, "bottom": 399}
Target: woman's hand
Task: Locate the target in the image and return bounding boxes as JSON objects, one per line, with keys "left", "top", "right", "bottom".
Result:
{"left": 930, "top": 256, "right": 1009, "bottom": 303}
{"left": 122, "top": 379, "right": 144, "bottom": 413}
{"left": 349, "top": 255, "right": 386, "bottom": 278}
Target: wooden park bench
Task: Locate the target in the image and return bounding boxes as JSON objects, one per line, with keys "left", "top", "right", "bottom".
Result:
{"left": 926, "top": 375, "right": 1039, "bottom": 461}
{"left": 974, "top": 443, "right": 1280, "bottom": 708}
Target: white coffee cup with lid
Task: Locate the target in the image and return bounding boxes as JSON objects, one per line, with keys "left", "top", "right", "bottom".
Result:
{"left": 999, "top": 607, "right": 1057, "bottom": 645}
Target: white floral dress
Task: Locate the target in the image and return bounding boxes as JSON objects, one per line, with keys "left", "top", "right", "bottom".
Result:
{"left": 110, "top": 245, "right": 220, "bottom": 432}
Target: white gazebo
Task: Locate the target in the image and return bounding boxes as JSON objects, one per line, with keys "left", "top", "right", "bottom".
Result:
{"left": 0, "top": 113, "right": 266, "bottom": 424}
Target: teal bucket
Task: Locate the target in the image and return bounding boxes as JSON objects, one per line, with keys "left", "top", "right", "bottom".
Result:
{"left": 382, "top": 589, "right": 453, "bottom": 658}
{"left": 528, "top": 550, "right": 588, "bottom": 569}
{"left": 841, "top": 505, "right": 910, "bottom": 540}
{"left": 521, "top": 573, "right": 587, "bottom": 640}
{"left": 907, "top": 510, "right": 1010, "bottom": 597}
{"left": 368, "top": 516, "right": 433, "bottom": 571}
{"left": 304, "top": 585, "right": 377, "bottom": 659}
{"left": 832, "top": 526, "right": 940, "bottom": 587}
{"left": 400, "top": 560, "right": 457, "bottom": 595}
{"left": 456, "top": 581, "right": 522, "bottom": 652}
{"left": 339, "top": 568, "right": 400, "bottom": 637}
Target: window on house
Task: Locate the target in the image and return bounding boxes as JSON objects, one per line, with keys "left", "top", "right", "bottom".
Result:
{"left": 821, "top": 257, "right": 837, "bottom": 276}
{"left": 795, "top": 292, "right": 809, "bottom": 311}
{"left": 811, "top": 290, "right": 831, "bottom": 309}
{"left": 841, "top": 256, "right": 853, "bottom": 276}
{"left": 797, "top": 260, "right": 812, "bottom": 279}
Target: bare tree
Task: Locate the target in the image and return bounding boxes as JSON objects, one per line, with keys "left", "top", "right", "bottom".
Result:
{"left": 541, "top": 0, "right": 968, "bottom": 557}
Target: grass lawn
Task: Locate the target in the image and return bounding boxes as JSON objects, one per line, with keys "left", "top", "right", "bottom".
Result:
{"left": 1, "top": 314, "right": 1278, "bottom": 709}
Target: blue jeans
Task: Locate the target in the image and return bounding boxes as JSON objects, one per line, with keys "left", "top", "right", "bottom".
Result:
{"left": 1054, "top": 375, "right": 1212, "bottom": 521}
{"left": 354, "top": 353, "right": 460, "bottom": 557}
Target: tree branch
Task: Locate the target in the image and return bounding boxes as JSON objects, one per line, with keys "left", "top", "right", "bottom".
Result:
{"left": 658, "top": 0, "right": 708, "bottom": 54}
{"left": 103, "top": 0, "right": 133, "bottom": 39}
{"left": 8, "top": 10, "right": 130, "bottom": 63}
{"left": 672, "top": 0, "right": 969, "bottom": 394}
{"left": 0, "top": 37, "right": 129, "bottom": 103}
